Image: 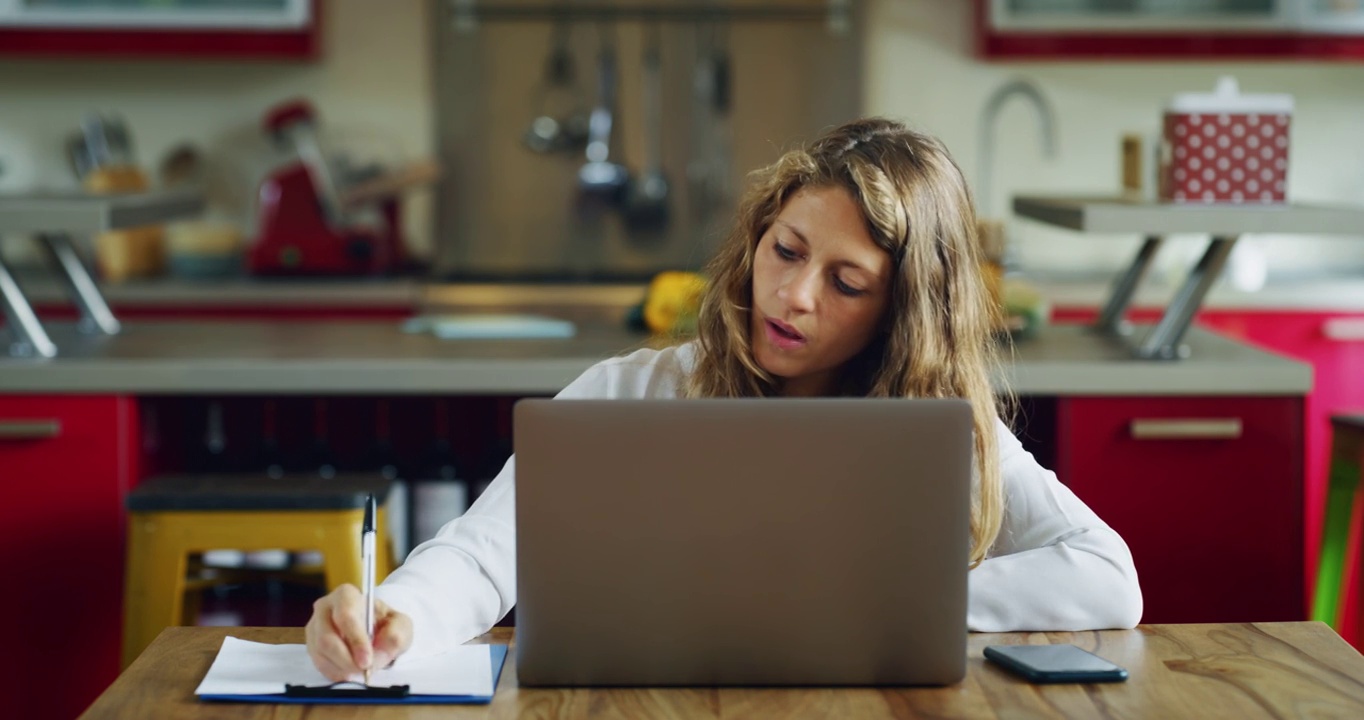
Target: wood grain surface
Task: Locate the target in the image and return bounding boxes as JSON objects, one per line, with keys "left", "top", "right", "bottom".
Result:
{"left": 80, "top": 622, "right": 1364, "bottom": 719}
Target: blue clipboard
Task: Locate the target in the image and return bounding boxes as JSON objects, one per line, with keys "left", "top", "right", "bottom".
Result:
{"left": 199, "top": 644, "right": 508, "bottom": 705}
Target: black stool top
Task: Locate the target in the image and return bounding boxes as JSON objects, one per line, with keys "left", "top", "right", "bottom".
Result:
{"left": 127, "top": 474, "right": 393, "bottom": 512}
{"left": 1331, "top": 415, "right": 1364, "bottom": 432}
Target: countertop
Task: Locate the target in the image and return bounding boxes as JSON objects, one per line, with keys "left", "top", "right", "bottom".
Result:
{"left": 0, "top": 320, "right": 1311, "bottom": 396}
{"left": 14, "top": 273, "right": 1364, "bottom": 312}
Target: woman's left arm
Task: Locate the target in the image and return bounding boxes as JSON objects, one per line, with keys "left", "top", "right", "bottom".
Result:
{"left": 967, "top": 420, "right": 1143, "bottom": 632}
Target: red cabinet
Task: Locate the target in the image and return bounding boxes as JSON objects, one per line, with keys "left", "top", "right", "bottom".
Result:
{"left": 0, "top": 396, "right": 140, "bottom": 720}
{"left": 1198, "top": 310, "right": 1364, "bottom": 598}
{"left": 0, "top": 0, "right": 319, "bottom": 60}
{"left": 976, "top": 0, "right": 1364, "bottom": 60}
{"left": 1057, "top": 396, "right": 1304, "bottom": 624}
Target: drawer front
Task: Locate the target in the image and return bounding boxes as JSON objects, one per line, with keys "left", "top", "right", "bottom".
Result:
{"left": 0, "top": 395, "right": 137, "bottom": 720}
{"left": 1058, "top": 396, "right": 1304, "bottom": 624}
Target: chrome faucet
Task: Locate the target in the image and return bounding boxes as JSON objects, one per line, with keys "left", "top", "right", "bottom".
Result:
{"left": 977, "top": 77, "right": 1058, "bottom": 219}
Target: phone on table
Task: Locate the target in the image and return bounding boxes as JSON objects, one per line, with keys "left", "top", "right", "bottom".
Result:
{"left": 983, "top": 644, "right": 1128, "bottom": 684}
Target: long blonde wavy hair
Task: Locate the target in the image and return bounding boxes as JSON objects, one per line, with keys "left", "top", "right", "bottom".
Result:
{"left": 684, "top": 117, "right": 1009, "bottom": 567}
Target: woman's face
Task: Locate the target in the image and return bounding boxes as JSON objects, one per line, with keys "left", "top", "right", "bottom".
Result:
{"left": 750, "top": 185, "right": 893, "bottom": 396}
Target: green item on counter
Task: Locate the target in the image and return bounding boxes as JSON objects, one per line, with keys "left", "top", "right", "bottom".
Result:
{"left": 1002, "top": 279, "right": 1051, "bottom": 342}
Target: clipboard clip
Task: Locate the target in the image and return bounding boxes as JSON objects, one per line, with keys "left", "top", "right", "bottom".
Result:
{"left": 283, "top": 681, "right": 411, "bottom": 698}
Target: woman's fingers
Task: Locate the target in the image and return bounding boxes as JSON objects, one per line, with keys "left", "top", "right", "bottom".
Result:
{"left": 310, "top": 632, "right": 359, "bottom": 682}
{"left": 370, "top": 602, "right": 414, "bottom": 670}
{"left": 304, "top": 585, "right": 415, "bottom": 678}
{"left": 306, "top": 591, "right": 362, "bottom": 680}
{"left": 328, "top": 584, "right": 373, "bottom": 670}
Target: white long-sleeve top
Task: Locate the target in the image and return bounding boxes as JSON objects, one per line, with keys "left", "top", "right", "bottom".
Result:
{"left": 376, "top": 343, "right": 1142, "bottom": 658}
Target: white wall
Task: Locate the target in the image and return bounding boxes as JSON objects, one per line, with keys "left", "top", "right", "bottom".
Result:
{"left": 0, "top": 0, "right": 435, "bottom": 263}
{"left": 865, "top": 0, "right": 1364, "bottom": 282}
{"left": 4, "top": 0, "right": 1362, "bottom": 281}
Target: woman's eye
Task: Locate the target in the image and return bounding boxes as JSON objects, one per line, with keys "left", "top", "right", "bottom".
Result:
{"left": 833, "top": 276, "right": 866, "bottom": 297}
{"left": 774, "top": 242, "right": 798, "bottom": 261}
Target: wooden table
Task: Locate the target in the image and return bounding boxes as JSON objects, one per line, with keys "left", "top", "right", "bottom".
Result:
{"left": 81, "top": 623, "right": 1364, "bottom": 719}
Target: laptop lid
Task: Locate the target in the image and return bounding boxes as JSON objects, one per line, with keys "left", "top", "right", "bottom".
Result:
{"left": 514, "top": 398, "right": 972, "bottom": 687}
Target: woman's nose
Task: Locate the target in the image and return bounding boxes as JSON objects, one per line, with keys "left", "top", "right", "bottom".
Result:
{"left": 777, "top": 268, "right": 818, "bottom": 312}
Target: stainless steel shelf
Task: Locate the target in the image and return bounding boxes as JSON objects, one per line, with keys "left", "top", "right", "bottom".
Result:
{"left": 0, "top": 189, "right": 205, "bottom": 236}
{"left": 0, "top": 189, "right": 205, "bottom": 358}
{"left": 1013, "top": 195, "right": 1364, "bottom": 236}
{"left": 1012, "top": 194, "right": 1364, "bottom": 361}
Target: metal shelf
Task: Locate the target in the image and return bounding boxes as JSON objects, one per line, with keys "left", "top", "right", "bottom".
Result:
{"left": 0, "top": 189, "right": 205, "bottom": 359}
{"left": 1013, "top": 195, "right": 1364, "bottom": 236}
{"left": 1012, "top": 194, "right": 1364, "bottom": 361}
{"left": 0, "top": 189, "right": 205, "bottom": 236}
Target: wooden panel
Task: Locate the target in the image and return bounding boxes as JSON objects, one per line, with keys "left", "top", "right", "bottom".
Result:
{"left": 82, "top": 623, "right": 1364, "bottom": 719}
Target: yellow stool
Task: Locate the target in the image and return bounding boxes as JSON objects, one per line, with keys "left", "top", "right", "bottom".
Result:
{"left": 122, "top": 475, "right": 397, "bottom": 668}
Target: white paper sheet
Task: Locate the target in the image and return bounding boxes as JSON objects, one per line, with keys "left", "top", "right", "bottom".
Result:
{"left": 194, "top": 637, "right": 494, "bottom": 697}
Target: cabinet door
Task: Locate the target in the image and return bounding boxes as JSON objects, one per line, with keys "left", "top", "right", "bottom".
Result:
{"left": 1298, "top": 0, "right": 1364, "bottom": 32}
{"left": 1057, "top": 396, "right": 1304, "bottom": 624}
{"left": 0, "top": 0, "right": 317, "bottom": 59}
{"left": 0, "top": 396, "right": 139, "bottom": 720}
{"left": 977, "top": 0, "right": 1364, "bottom": 58}
{"left": 1200, "top": 310, "right": 1364, "bottom": 602}
{"left": 989, "top": 0, "right": 1287, "bottom": 31}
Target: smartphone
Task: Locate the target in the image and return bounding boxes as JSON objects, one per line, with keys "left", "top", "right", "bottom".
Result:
{"left": 983, "top": 644, "right": 1128, "bottom": 684}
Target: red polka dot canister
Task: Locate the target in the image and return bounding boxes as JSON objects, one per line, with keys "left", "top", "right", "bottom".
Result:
{"left": 1158, "top": 76, "right": 1293, "bottom": 205}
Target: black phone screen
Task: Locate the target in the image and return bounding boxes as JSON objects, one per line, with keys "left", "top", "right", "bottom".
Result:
{"left": 983, "top": 644, "right": 1128, "bottom": 683}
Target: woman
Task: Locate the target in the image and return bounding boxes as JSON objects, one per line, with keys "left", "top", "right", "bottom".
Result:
{"left": 305, "top": 118, "right": 1142, "bottom": 680}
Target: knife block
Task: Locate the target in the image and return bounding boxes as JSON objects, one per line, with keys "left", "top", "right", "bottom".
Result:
{"left": 84, "top": 166, "right": 166, "bottom": 282}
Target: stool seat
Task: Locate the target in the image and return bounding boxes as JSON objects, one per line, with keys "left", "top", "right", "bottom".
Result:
{"left": 127, "top": 474, "right": 392, "bottom": 512}
{"left": 122, "top": 474, "right": 398, "bottom": 668}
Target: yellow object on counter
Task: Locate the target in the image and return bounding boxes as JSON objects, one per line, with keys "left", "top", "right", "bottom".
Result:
{"left": 643, "top": 271, "right": 707, "bottom": 336}
{"left": 83, "top": 166, "right": 166, "bottom": 282}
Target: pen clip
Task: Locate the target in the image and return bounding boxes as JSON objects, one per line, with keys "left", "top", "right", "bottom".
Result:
{"left": 283, "top": 681, "right": 410, "bottom": 698}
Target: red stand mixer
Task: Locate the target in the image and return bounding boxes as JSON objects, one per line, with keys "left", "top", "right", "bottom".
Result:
{"left": 247, "top": 99, "right": 438, "bottom": 276}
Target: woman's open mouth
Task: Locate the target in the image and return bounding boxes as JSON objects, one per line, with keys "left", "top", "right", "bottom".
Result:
{"left": 764, "top": 318, "right": 807, "bottom": 350}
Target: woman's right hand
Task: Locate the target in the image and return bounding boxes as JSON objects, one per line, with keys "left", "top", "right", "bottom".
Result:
{"left": 305, "top": 583, "right": 413, "bottom": 681}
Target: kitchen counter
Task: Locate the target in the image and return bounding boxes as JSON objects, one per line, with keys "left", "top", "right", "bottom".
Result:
{"left": 1032, "top": 275, "right": 1364, "bottom": 312}
{"left": 17, "top": 275, "right": 424, "bottom": 308}
{"left": 14, "top": 272, "right": 1364, "bottom": 312}
{"left": 0, "top": 320, "right": 1310, "bottom": 395}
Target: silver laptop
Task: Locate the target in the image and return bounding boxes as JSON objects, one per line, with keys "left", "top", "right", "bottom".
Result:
{"left": 514, "top": 398, "right": 973, "bottom": 687}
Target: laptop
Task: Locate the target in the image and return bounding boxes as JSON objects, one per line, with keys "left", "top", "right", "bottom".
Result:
{"left": 513, "top": 398, "right": 973, "bottom": 687}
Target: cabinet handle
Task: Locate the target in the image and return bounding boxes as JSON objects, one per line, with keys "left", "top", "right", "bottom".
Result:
{"left": 1129, "top": 418, "right": 1242, "bottom": 440}
{"left": 0, "top": 419, "right": 62, "bottom": 440}
{"left": 1322, "top": 318, "right": 1364, "bottom": 342}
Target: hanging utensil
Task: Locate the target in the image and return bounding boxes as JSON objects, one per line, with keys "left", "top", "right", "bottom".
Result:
{"left": 523, "top": 17, "right": 582, "bottom": 154}
{"left": 687, "top": 21, "right": 716, "bottom": 225}
{"left": 575, "top": 22, "right": 630, "bottom": 215}
{"left": 709, "top": 19, "right": 734, "bottom": 209}
{"left": 625, "top": 21, "right": 670, "bottom": 238}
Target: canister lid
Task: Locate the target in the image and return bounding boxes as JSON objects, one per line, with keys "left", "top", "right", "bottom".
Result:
{"left": 1167, "top": 76, "right": 1294, "bottom": 114}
